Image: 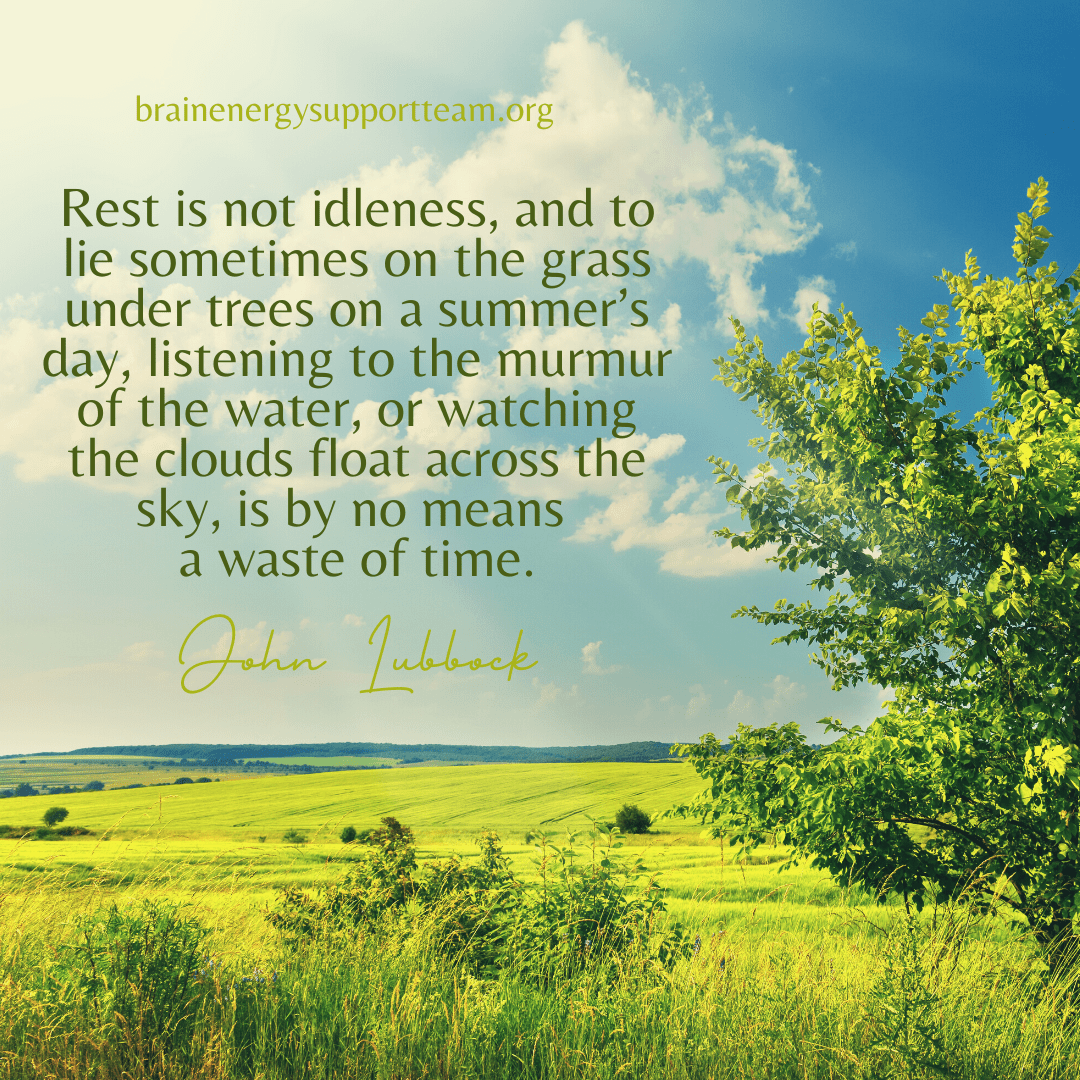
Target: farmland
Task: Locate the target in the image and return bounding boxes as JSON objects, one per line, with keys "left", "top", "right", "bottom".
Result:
{"left": 0, "top": 760, "right": 1076, "bottom": 1078}
{"left": 0, "top": 760, "right": 703, "bottom": 836}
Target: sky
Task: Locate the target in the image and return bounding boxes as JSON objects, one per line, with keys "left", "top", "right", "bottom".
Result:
{"left": 1, "top": 1, "right": 1077, "bottom": 755}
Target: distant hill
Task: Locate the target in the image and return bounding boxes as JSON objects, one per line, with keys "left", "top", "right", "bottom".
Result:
{"left": 56, "top": 741, "right": 685, "bottom": 764}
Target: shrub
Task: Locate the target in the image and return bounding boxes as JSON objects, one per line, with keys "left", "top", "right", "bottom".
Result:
{"left": 49, "top": 900, "right": 210, "bottom": 1070}
{"left": 614, "top": 803, "right": 651, "bottom": 834}
{"left": 42, "top": 806, "right": 69, "bottom": 827}
{"left": 282, "top": 829, "right": 307, "bottom": 844}
{"left": 340, "top": 825, "right": 357, "bottom": 843}
{"left": 173, "top": 776, "right": 193, "bottom": 785}
{"left": 368, "top": 815, "right": 413, "bottom": 849}
{"left": 81, "top": 780, "right": 105, "bottom": 792}
{"left": 13, "top": 783, "right": 36, "bottom": 797}
{"left": 268, "top": 819, "right": 688, "bottom": 980}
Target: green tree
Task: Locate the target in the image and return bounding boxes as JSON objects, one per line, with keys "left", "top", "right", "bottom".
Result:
{"left": 43, "top": 806, "right": 69, "bottom": 827}
{"left": 614, "top": 803, "right": 651, "bottom": 834}
{"left": 673, "top": 180, "right": 1080, "bottom": 964}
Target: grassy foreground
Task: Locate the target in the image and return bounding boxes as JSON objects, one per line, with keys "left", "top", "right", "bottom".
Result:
{"left": 0, "top": 764, "right": 1077, "bottom": 1078}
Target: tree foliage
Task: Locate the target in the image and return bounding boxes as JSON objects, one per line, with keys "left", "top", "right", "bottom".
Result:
{"left": 673, "top": 180, "right": 1080, "bottom": 960}
{"left": 614, "top": 803, "right": 652, "bottom": 834}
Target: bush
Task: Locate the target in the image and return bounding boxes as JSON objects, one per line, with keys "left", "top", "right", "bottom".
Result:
{"left": 173, "top": 776, "right": 193, "bottom": 785}
{"left": 368, "top": 815, "right": 413, "bottom": 849}
{"left": 282, "top": 829, "right": 307, "bottom": 844}
{"left": 49, "top": 900, "right": 210, "bottom": 1071}
{"left": 13, "top": 783, "right": 36, "bottom": 798}
{"left": 81, "top": 780, "right": 104, "bottom": 792}
{"left": 268, "top": 819, "right": 688, "bottom": 980}
{"left": 42, "top": 806, "right": 69, "bottom": 827}
{"left": 614, "top": 804, "right": 651, "bottom": 834}
{"left": 340, "top": 825, "right": 357, "bottom": 843}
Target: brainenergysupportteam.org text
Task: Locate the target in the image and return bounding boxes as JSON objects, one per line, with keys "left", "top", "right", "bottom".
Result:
{"left": 135, "top": 96, "right": 554, "bottom": 130}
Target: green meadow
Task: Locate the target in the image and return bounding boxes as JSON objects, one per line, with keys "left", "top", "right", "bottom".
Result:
{"left": 0, "top": 760, "right": 703, "bottom": 837}
{"left": 239, "top": 756, "right": 398, "bottom": 768}
{"left": 1, "top": 761, "right": 1077, "bottom": 1078}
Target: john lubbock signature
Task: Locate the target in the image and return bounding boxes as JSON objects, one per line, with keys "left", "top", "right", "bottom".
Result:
{"left": 177, "top": 613, "right": 536, "bottom": 694}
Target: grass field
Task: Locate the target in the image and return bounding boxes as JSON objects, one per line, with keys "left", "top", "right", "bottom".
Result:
{"left": 0, "top": 760, "right": 707, "bottom": 838}
{"left": 0, "top": 761, "right": 1076, "bottom": 1078}
{"left": 240, "top": 756, "right": 398, "bottom": 768}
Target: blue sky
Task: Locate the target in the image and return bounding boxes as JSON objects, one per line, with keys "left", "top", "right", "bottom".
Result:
{"left": 1, "top": 1, "right": 1077, "bottom": 754}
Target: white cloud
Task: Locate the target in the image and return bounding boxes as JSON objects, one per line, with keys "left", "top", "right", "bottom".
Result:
{"left": 724, "top": 674, "right": 807, "bottom": 725}
{"left": 762, "top": 674, "right": 807, "bottom": 718}
{"left": 687, "top": 683, "right": 710, "bottom": 718}
{"left": 532, "top": 676, "right": 578, "bottom": 705}
{"left": 342, "top": 614, "right": 365, "bottom": 628}
{"left": 181, "top": 620, "right": 294, "bottom": 664}
{"left": 789, "top": 275, "right": 833, "bottom": 331}
{"left": 120, "top": 641, "right": 164, "bottom": 662}
{"left": 581, "top": 640, "right": 621, "bottom": 675}
{"left": 662, "top": 475, "right": 701, "bottom": 513}
{"left": 725, "top": 688, "right": 758, "bottom": 724}
{"left": 547, "top": 439, "right": 775, "bottom": 578}
{"left": 831, "top": 240, "right": 858, "bottom": 261}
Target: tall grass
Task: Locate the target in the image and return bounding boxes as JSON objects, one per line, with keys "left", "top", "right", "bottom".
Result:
{"left": 0, "top": 856, "right": 1077, "bottom": 1078}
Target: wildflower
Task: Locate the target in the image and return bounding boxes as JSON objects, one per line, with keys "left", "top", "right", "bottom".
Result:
{"left": 719, "top": 958, "right": 726, "bottom": 974}
{"left": 693, "top": 934, "right": 702, "bottom": 956}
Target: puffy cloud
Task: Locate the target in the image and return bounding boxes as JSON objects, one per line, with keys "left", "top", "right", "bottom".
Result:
{"left": 581, "top": 640, "right": 620, "bottom": 675}
{"left": 551, "top": 440, "right": 775, "bottom": 578}
{"left": 763, "top": 674, "right": 807, "bottom": 718}
{"left": 724, "top": 674, "right": 807, "bottom": 725}
{"left": 789, "top": 275, "right": 833, "bottom": 331}
{"left": 181, "top": 619, "right": 294, "bottom": 664}
{"left": 120, "top": 641, "right": 164, "bottom": 662}
{"left": 687, "top": 683, "right": 711, "bottom": 718}
{"left": 533, "top": 676, "right": 579, "bottom": 705}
